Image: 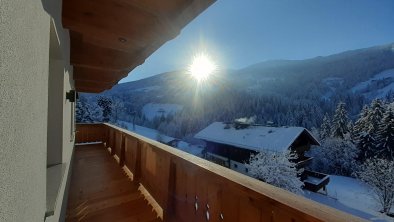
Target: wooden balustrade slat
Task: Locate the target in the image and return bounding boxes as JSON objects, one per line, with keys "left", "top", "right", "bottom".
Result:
{"left": 75, "top": 123, "right": 106, "bottom": 143}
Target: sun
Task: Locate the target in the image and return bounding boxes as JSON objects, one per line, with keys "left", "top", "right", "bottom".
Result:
{"left": 188, "top": 53, "right": 217, "bottom": 82}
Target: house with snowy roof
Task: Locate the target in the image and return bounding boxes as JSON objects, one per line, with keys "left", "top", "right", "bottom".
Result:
{"left": 195, "top": 121, "right": 320, "bottom": 174}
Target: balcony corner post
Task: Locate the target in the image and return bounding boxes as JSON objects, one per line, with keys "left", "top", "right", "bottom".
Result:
{"left": 104, "top": 124, "right": 110, "bottom": 148}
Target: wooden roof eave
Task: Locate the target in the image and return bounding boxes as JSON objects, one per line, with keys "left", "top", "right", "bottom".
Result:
{"left": 62, "top": 0, "right": 216, "bottom": 93}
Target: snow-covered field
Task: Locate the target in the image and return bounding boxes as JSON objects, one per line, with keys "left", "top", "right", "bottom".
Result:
{"left": 351, "top": 68, "right": 394, "bottom": 99}
{"left": 117, "top": 121, "right": 203, "bottom": 156}
{"left": 141, "top": 103, "right": 183, "bottom": 121}
{"left": 132, "top": 85, "right": 160, "bottom": 93}
{"left": 352, "top": 69, "right": 394, "bottom": 92}
{"left": 118, "top": 121, "right": 173, "bottom": 143}
{"left": 303, "top": 176, "right": 393, "bottom": 221}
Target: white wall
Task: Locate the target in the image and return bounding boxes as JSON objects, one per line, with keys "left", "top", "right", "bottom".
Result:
{"left": 47, "top": 57, "right": 65, "bottom": 166}
{"left": 0, "top": 0, "right": 50, "bottom": 221}
{"left": 44, "top": 0, "right": 75, "bottom": 220}
{"left": 0, "top": 0, "right": 75, "bottom": 221}
{"left": 45, "top": 20, "right": 75, "bottom": 222}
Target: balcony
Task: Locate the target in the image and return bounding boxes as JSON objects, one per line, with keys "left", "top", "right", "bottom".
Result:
{"left": 67, "top": 123, "right": 364, "bottom": 222}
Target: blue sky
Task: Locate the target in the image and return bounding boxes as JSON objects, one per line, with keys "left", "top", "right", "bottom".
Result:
{"left": 120, "top": 0, "right": 394, "bottom": 83}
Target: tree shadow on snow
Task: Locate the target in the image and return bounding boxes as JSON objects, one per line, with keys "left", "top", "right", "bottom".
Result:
{"left": 303, "top": 191, "right": 389, "bottom": 222}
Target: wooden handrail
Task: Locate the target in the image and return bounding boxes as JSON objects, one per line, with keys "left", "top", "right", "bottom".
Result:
{"left": 75, "top": 123, "right": 106, "bottom": 143}
{"left": 75, "top": 123, "right": 365, "bottom": 222}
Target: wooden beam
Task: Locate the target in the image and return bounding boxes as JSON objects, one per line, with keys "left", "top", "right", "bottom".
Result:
{"left": 76, "top": 85, "right": 107, "bottom": 93}
{"left": 64, "top": 0, "right": 217, "bottom": 93}
{"left": 116, "top": 0, "right": 188, "bottom": 36}
{"left": 70, "top": 35, "right": 144, "bottom": 71}
{"left": 80, "top": 34, "right": 144, "bottom": 54}
{"left": 73, "top": 67, "right": 128, "bottom": 83}
{"left": 175, "top": 0, "right": 216, "bottom": 28}
{"left": 118, "top": 0, "right": 192, "bottom": 19}
{"left": 75, "top": 80, "right": 115, "bottom": 90}
{"left": 63, "top": 0, "right": 166, "bottom": 49}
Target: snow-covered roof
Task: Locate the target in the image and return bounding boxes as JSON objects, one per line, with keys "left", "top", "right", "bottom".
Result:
{"left": 195, "top": 122, "right": 320, "bottom": 152}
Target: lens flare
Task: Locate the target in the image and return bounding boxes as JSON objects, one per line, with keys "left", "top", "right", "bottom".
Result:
{"left": 188, "top": 53, "right": 217, "bottom": 82}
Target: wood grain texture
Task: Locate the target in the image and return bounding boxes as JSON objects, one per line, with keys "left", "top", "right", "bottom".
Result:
{"left": 73, "top": 67, "right": 127, "bottom": 83}
{"left": 62, "top": 0, "right": 216, "bottom": 92}
{"left": 66, "top": 143, "right": 160, "bottom": 222}
{"left": 74, "top": 124, "right": 366, "bottom": 222}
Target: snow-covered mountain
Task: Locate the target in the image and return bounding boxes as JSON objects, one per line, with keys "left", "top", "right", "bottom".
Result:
{"left": 141, "top": 103, "right": 183, "bottom": 121}
{"left": 351, "top": 68, "right": 394, "bottom": 100}
{"left": 83, "top": 43, "right": 394, "bottom": 135}
{"left": 101, "top": 42, "right": 394, "bottom": 98}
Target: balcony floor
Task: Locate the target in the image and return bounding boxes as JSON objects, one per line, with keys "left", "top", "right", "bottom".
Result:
{"left": 66, "top": 143, "right": 160, "bottom": 222}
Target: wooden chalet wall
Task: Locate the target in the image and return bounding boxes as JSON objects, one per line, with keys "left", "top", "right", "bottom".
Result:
{"left": 206, "top": 141, "right": 257, "bottom": 164}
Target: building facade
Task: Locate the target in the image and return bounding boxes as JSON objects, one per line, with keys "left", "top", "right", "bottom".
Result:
{"left": 195, "top": 122, "right": 320, "bottom": 174}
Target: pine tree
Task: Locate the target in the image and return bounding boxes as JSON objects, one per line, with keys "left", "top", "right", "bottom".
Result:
{"left": 89, "top": 103, "right": 103, "bottom": 122}
{"left": 353, "top": 101, "right": 392, "bottom": 161}
{"left": 319, "top": 114, "right": 331, "bottom": 140}
{"left": 331, "top": 102, "right": 350, "bottom": 139}
{"left": 357, "top": 99, "right": 385, "bottom": 159}
{"left": 367, "top": 99, "right": 385, "bottom": 135}
{"left": 76, "top": 96, "right": 92, "bottom": 123}
{"left": 97, "top": 97, "right": 112, "bottom": 122}
{"left": 353, "top": 105, "right": 370, "bottom": 137}
{"left": 76, "top": 99, "right": 85, "bottom": 123}
{"left": 357, "top": 132, "right": 376, "bottom": 161}
{"left": 353, "top": 103, "right": 378, "bottom": 161}
{"left": 307, "top": 137, "right": 358, "bottom": 176}
{"left": 376, "top": 108, "right": 394, "bottom": 160}
{"left": 347, "top": 121, "right": 355, "bottom": 142}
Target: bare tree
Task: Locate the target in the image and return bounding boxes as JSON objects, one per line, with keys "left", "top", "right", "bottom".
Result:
{"left": 356, "top": 158, "right": 394, "bottom": 215}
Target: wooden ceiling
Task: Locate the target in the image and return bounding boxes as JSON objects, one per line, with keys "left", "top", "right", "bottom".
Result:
{"left": 62, "top": 0, "right": 215, "bottom": 93}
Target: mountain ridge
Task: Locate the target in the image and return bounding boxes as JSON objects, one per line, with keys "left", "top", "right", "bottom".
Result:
{"left": 82, "top": 42, "right": 394, "bottom": 137}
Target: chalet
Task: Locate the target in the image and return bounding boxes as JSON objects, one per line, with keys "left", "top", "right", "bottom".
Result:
{"left": 195, "top": 122, "right": 320, "bottom": 174}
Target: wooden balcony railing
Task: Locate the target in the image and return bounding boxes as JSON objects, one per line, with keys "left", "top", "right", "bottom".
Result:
{"left": 75, "top": 123, "right": 365, "bottom": 222}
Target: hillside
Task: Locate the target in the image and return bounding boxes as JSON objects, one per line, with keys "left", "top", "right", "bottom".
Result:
{"left": 82, "top": 43, "right": 394, "bottom": 138}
